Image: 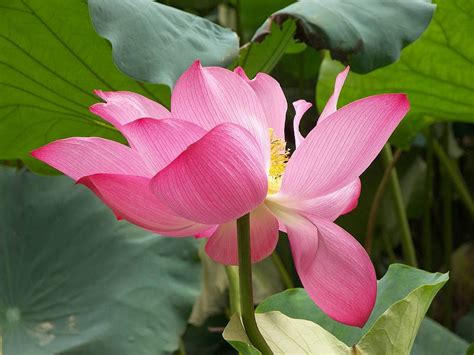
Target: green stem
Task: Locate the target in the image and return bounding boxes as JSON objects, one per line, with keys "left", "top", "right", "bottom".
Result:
{"left": 365, "top": 148, "right": 402, "bottom": 255}
{"left": 178, "top": 339, "right": 186, "bottom": 355}
{"left": 235, "top": 0, "right": 242, "bottom": 42}
{"left": 441, "top": 124, "right": 453, "bottom": 328}
{"left": 433, "top": 139, "right": 474, "bottom": 218}
{"left": 381, "top": 232, "right": 397, "bottom": 264}
{"left": 256, "top": 21, "right": 295, "bottom": 75}
{"left": 422, "top": 127, "right": 434, "bottom": 271}
{"left": 225, "top": 266, "right": 241, "bottom": 316}
{"left": 381, "top": 144, "right": 418, "bottom": 267}
{"left": 237, "top": 214, "right": 272, "bottom": 354}
{"left": 271, "top": 252, "right": 295, "bottom": 289}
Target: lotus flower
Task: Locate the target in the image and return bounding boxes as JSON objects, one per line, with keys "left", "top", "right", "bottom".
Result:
{"left": 32, "top": 61, "right": 409, "bottom": 327}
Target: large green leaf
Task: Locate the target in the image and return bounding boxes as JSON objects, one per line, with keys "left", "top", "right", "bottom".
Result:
{"left": 0, "top": 167, "right": 201, "bottom": 354}
{"left": 163, "top": 0, "right": 221, "bottom": 12}
{"left": 412, "top": 318, "right": 469, "bottom": 355}
{"left": 0, "top": 0, "right": 170, "bottom": 174}
{"left": 253, "top": 264, "right": 451, "bottom": 354}
{"left": 231, "top": 20, "right": 297, "bottom": 78}
{"left": 254, "top": 0, "right": 435, "bottom": 73}
{"left": 238, "top": 0, "right": 294, "bottom": 42}
{"left": 89, "top": 0, "right": 239, "bottom": 87}
{"left": 223, "top": 315, "right": 468, "bottom": 355}
{"left": 317, "top": 0, "right": 474, "bottom": 148}
{"left": 357, "top": 278, "right": 449, "bottom": 354}
{"left": 223, "top": 312, "right": 351, "bottom": 354}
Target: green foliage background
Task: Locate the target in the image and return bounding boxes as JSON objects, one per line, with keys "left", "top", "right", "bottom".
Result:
{"left": 0, "top": 0, "right": 472, "bottom": 353}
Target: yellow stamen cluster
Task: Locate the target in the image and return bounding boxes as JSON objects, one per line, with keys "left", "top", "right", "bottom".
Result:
{"left": 268, "top": 128, "right": 289, "bottom": 194}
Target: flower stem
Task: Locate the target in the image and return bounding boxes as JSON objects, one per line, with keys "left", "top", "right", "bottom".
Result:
{"left": 237, "top": 214, "right": 272, "bottom": 354}
{"left": 381, "top": 144, "right": 418, "bottom": 267}
{"left": 178, "top": 339, "right": 186, "bottom": 355}
{"left": 433, "top": 138, "right": 474, "bottom": 218}
{"left": 381, "top": 232, "right": 397, "bottom": 264}
{"left": 225, "top": 266, "right": 241, "bottom": 315}
{"left": 441, "top": 124, "right": 453, "bottom": 328}
{"left": 422, "top": 127, "right": 434, "bottom": 271}
{"left": 271, "top": 252, "right": 295, "bottom": 289}
{"left": 365, "top": 148, "right": 402, "bottom": 255}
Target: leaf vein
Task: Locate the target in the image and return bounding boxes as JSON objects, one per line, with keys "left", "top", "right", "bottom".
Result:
{"left": 0, "top": 60, "right": 89, "bottom": 110}
{"left": 0, "top": 34, "right": 97, "bottom": 100}
{"left": 19, "top": 0, "right": 117, "bottom": 91}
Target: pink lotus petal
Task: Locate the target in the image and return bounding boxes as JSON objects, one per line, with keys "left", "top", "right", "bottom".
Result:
{"left": 31, "top": 137, "right": 151, "bottom": 180}
{"left": 171, "top": 60, "right": 269, "bottom": 163}
{"left": 235, "top": 67, "right": 287, "bottom": 139}
{"left": 338, "top": 179, "right": 362, "bottom": 215}
{"left": 292, "top": 100, "right": 312, "bottom": 148}
{"left": 282, "top": 94, "right": 409, "bottom": 199}
{"left": 195, "top": 225, "right": 219, "bottom": 239}
{"left": 269, "top": 178, "right": 361, "bottom": 222}
{"left": 150, "top": 123, "right": 267, "bottom": 225}
{"left": 285, "top": 216, "right": 376, "bottom": 327}
{"left": 121, "top": 118, "right": 206, "bottom": 174}
{"left": 80, "top": 173, "right": 210, "bottom": 237}
{"left": 318, "top": 66, "right": 349, "bottom": 123}
{"left": 90, "top": 90, "right": 170, "bottom": 128}
{"left": 205, "top": 204, "right": 279, "bottom": 265}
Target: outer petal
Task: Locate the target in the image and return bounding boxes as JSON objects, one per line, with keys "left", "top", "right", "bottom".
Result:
{"left": 150, "top": 123, "right": 268, "bottom": 225}
{"left": 121, "top": 118, "right": 206, "bottom": 174}
{"left": 285, "top": 216, "right": 376, "bottom": 327}
{"left": 171, "top": 61, "right": 269, "bottom": 163}
{"left": 90, "top": 90, "right": 170, "bottom": 128}
{"left": 269, "top": 178, "right": 361, "bottom": 222}
{"left": 292, "top": 100, "right": 312, "bottom": 148}
{"left": 31, "top": 137, "right": 151, "bottom": 180}
{"left": 79, "top": 174, "right": 210, "bottom": 237}
{"left": 235, "top": 67, "right": 287, "bottom": 139}
{"left": 282, "top": 94, "right": 409, "bottom": 199}
{"left": 318, "top": 66, "right": 349, "bottom": 123}
{"left": 205, "top": 204, "right": 279, "bottom": 265}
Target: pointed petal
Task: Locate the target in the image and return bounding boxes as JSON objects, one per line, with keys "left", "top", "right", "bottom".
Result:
{"left": 121, "top": 118, "right": 206, "bottom": 174}
{"left": 205, "top": 204, "right": 279, "bottom": 265}
{"left": 338, "top": 179, "right": 362, "bottom": 215}
{"left": 80, "top": 173, "right": 210, "bottom": 236}
{"left": 270, "top": 178, "right": 361, "bottom": 222}
{"left": 319, "top": 66, "right": 349, "bottom": 123}
{"left": 171, "top": 61, "right": 269, "bottom": 161}
{"left": 292, "top": 100, "right": 312, "bottom": 148}
{"left": 285, "top": 216, "right": 376, "bottom": 327}
{"left": 90, "top": 90, "right": 170, "bottom": 128}
{"left": 150, "top": 123, "right": 268, "bottom": 225}
{"left": 282, "top": 94, "right": 409, "bottom": 199}
{"left": 31, "top": 137, "right": 151, "bottom": 180}
{"left": 235, "top": 67, "right": 288, "bottom": 139}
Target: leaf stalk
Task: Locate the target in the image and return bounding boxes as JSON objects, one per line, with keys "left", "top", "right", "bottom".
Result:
{"left": 433, "top": 138, "right": 474, "bottom": 218}
{"left": 381, "top": 144, "right": 418, "bottom": 267}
